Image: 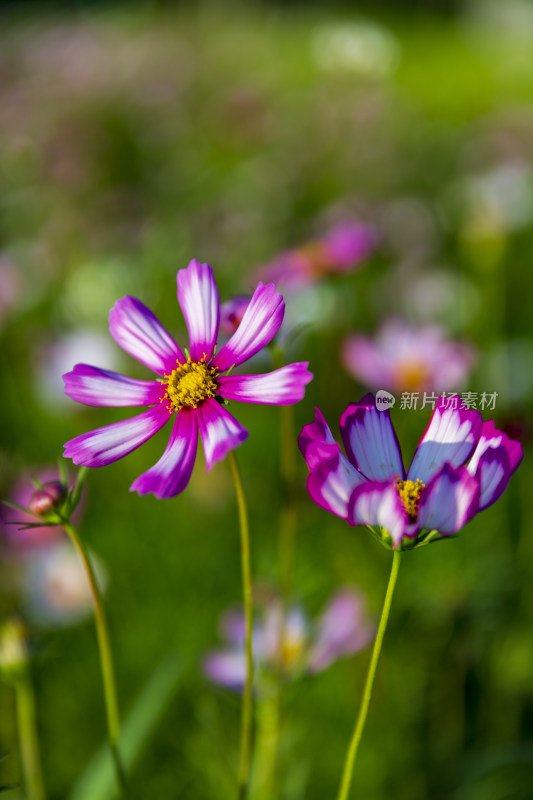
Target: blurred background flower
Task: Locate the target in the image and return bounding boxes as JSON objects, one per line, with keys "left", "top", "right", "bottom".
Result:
{"left": 341, "top": 319, "right": 476, "bottom": 394}
{"left": 204, "top": 588, "right": 373, "bottom": 691}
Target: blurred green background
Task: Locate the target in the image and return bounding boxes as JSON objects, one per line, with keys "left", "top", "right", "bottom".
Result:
{"left": 1, "top": 1, "right": 533, "bottom": 798}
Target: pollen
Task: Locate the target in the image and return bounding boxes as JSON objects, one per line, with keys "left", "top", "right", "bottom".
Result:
{"left": 163, "top": 357, "right": 219, "bottom": 410}
{"left": 396, "top": 477, "right": 425, "bottom": 521}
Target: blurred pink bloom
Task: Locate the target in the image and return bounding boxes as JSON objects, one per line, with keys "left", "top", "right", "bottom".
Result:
{"left": 342, "top": 320, "right": 476, "bottom": 394}
{"left": 204, "top": 589, "right": 373, "bottom": 691}
{"left": 257, "top": 222, "right": 376, "bottom": 289}
{"left": 219, "top": 295, "right": 251, "bottom": 336}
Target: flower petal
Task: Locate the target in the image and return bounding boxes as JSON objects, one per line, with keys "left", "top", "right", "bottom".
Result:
{"left": 348, "top": 479, "right": 412, "bottom": 547}
{"left": 109, "top": 296, "right": 185, "bottom": 376}
{"left": 306, "top": 448, "right": 366, "bottom": 521}
{"left": 129, "top": 409, "right": 198, "bottom": 499}
{"left": 63, "top": 364, "right": 163, "bottom": 407}
{"left": 197, "top": 398, "right": 248, "bottom": 471}
{"left": 63, "top": 405, "right": 171, "bottom": 467}
{"left": 308, "top": 590, "right": 373, "bottom": 673}
{"left": 467, "top": 421, "right": 523, "bottom": 511}
{"left": 340, "top": 394, "right": 405, "bottom": 481}
{"left": 212, "top": 282, "right": 284, "bottom": 371}
{"left": 203, "top": 651, "right": 246, "bottom": 690}
{"left": 298, "top": 407, "right": 340, "bottom": 470}
{"left": 218, "top": 363, "right": 312, "bottom": 405}
{"left": 408, "top": 397, "right": 482, "bottom": 483}
{"left": 177, "top": 259, "right": 220, "bottom": 361}
{"left": 417, "top": 464, "right": 480, "bottom": 536}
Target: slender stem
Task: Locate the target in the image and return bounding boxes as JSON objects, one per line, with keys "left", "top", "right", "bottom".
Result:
{"left": 336, "top": 550, "right": 401, "bottom": 800}
{"left": 252, "top": 683, "right": 281, "bottom": 800}
{"left": 63, "top": 522, "right": 125, "bottom": 796}
{"left": 227, "top": 451, "right": 254, "bottom": 800}
{"left": 14, "top": 670, "right": 46, "bottom": 800}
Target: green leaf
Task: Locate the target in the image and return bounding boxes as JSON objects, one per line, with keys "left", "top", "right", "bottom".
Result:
{"left": 68, "top": 652, "right": 182, "bottom": 800}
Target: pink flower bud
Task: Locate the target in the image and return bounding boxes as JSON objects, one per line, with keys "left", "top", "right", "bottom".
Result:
{"left": 29, "top": 481, "right": 67, "bottom": 518}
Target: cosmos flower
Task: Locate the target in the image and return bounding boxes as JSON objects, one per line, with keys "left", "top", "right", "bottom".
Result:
{"left": 204, "top": 589, "right": 373, "bottom": 690}
{"left": 298, "top": 394, "right": 522, "bottom": 549}
{"left": 257, "top": 222, "right": 376, "bottom": 290}
{"left": 63, "top": 259, "right": 312, "bottom": 498}
{"left": 342, "top": 320, "right": 475, "bottom": 394}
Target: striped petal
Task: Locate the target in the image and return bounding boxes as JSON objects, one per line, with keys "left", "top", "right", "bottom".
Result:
{"left": 348, "top": 479, "right": 412, "bottom": 547}
{"left": 417, "top": 464, "right": 480, "bottom": 536}
{"left": 306, "top": 448, "right": 366, "bottom": 521}
{"left": 467, "top": 420, "right": 523, "bottom": 511}
{"left": 340, "top": 394, "right": 405, "bottom": 481}
{"left": 299, "top": 407, "right": 340, "bottom": 470}
{"left": 213, "top": 282, "right": 284, "bottom": 372}
{"left": 177, "top": 259, "right": 220, "bottom": 362}
{"left": 408, "top": 397, "right": 482, "bottom": 483}
{"left": 63, "top": 405, "right": 170, "bottom": 467}
{"left": 197, "top": 398, "right": 248, "bottom": 471}
{"left": 130, "top": 408, "right": 198, "bottom": 499}
{"left": 218, "top": 363, "right": 312, "bottom": 405}
{"left": 63, "top": 364, "right": 163, "bottom": 407}
{"left": 109, "top": 296, "right": 184, "bottom": 376}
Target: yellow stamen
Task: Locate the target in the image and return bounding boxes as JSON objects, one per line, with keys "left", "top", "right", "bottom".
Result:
{"left": 163, "top": 357, "right": 219, "bottom": 410}
{"left": 396, "top": 477, "right": 425, "bottom": 521}
{"left": 280, "top": 631, "right": 305, "bottom": 670}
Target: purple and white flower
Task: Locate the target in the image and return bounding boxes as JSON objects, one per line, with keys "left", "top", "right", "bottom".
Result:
{"left": 63, "top": 259, "right": 312, "bottom": 498}
{"left": 342, "top": 320, "right": 475, "bottom": 394}
{"left": 299, "top": 394, "right": 523, "bottom": 549}
{"left": 257, "top": 222, "right": 376, "bottom": 290}
{"left": 204, "top": 589, "right": 373, "bottom": 690}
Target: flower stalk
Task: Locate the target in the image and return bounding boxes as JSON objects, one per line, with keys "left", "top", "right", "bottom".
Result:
{"left": 227, "top": 451, "right": 254, "bottom": 800}
{"left": 336, "top": 550, "right": 401, "bottom": 800}
{"left": 63, "top": 522, "right": 125, "bottom": 796}
{"left": 14, "top": 667, "right": 46, "bottom": 800}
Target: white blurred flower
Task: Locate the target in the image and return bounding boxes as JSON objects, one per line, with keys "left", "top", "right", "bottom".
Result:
{"left": 36, "top": 327, "right": 122, "bottom": 412}
{"left": 312, "top": 21, "right": 400, "bottom": 78}
{"left": 22, "top": 541, "right": 107, "bottom": 628}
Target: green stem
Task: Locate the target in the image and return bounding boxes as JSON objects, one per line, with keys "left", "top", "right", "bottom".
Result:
{"left": 336, "top": 550, "right": 401, "bottom": 800}
{"left": 252, "top": 683, "right": 281, "bottom": 800}
{"left": 228, "top": 451, "right": 254, "bottom": 800}
{"left": 63, "top": 522, "right": 125, "bottom": 797}
{"left": 14, "top": 670, "right": 46, "bottom": 800}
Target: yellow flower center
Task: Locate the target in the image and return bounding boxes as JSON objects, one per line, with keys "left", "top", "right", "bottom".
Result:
{"left": 163, "top": 358, "right": 219, "bottom": 410}
{"left": 280, "top": 631, "right": 305, "bottom": 670}
{"left": 396, "top": 478, "right": 425, "bottom": 521}
{"left": 393, "top": 359, "right": 430, "bottom": 392}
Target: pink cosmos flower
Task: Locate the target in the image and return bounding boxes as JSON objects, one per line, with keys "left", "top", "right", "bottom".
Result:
{"left": 204, "top": 589, "right": 373, "bottom": 690}
{"left": 342, "top": 320, "right": 476, "bottom": 394}
{"left": 62, "top": 259, "right": 313, "bottom": 498}
{"left": 299, "top": 394, "right": 522, "bottom": 549}
{"left": 257, "top": 222, "right": 376, "bottom": 290}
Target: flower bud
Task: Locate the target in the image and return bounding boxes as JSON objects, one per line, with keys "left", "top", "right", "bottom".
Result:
{"left": 0, "top": 618, "right": 29, "bottom": 678}
{"left": 29, "top": 481, "right": 67, "bottom": 520}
